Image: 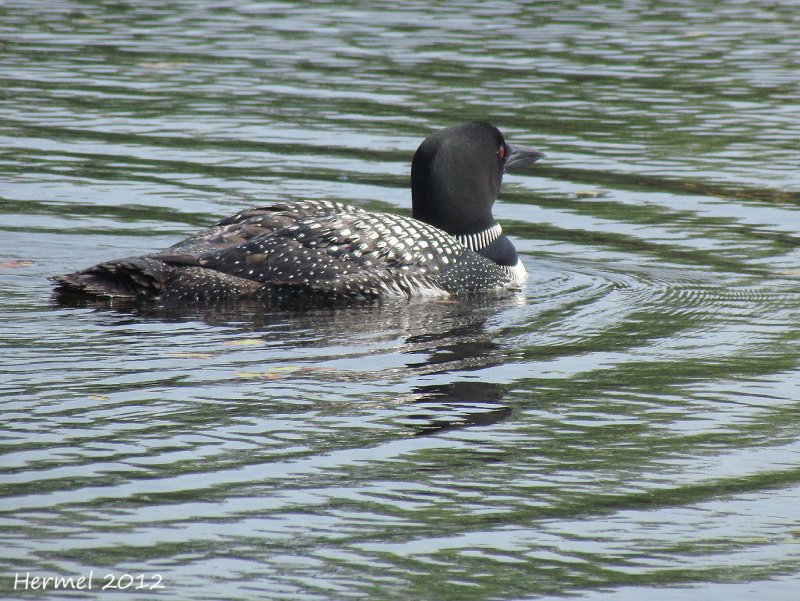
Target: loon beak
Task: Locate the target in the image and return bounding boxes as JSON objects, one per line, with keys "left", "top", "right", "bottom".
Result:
{"left": 505, "top": 144, "right": 546, "bottom": 172}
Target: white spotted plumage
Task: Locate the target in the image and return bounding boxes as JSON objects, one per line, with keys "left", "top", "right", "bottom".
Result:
{"left": 179, "top": 200, "right": 521, "bottom": 300}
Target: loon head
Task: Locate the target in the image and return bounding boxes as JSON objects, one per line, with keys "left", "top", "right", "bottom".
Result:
{"left": 411, "top": 121, "right": 544, "bottom": 238}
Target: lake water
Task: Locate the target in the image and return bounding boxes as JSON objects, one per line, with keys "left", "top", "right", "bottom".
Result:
{"left": 2, "top": 1, "right": 800, "bottom": 599}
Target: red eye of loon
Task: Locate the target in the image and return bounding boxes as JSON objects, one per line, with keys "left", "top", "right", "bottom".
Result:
{"left": 498, "top": 145, "right": 506, "bottom": 160}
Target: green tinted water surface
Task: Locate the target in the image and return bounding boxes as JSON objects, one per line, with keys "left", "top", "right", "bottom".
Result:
{"left": 2, "top": 2, "right": 800, "bottom": 600}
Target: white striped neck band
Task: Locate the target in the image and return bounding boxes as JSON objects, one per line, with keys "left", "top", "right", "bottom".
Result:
{"left": 455, "top": 223, "right": 503, "bottom": 252}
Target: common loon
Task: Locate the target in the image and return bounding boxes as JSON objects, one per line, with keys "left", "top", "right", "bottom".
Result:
{"left": 50, "top": 122, "right": 544, "bottom": 302}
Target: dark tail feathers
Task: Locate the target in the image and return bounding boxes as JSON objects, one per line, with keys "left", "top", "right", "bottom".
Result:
{"left": 49, "top": 256, "right": 174, "bottom": 299}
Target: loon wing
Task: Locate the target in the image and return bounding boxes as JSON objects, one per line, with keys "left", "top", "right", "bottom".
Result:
{"left": 165, "top": 200, "right": 364, "bottom": 256}
{"left": 196, "top": 210, "right": 464, "bottom": 299}
{"left": 49, "top": 201, "right": 360, "bottom": 299}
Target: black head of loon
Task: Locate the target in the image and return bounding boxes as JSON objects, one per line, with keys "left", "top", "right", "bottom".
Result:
{"left": 411, "top": 121, "right": 544, "bottom": 238}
